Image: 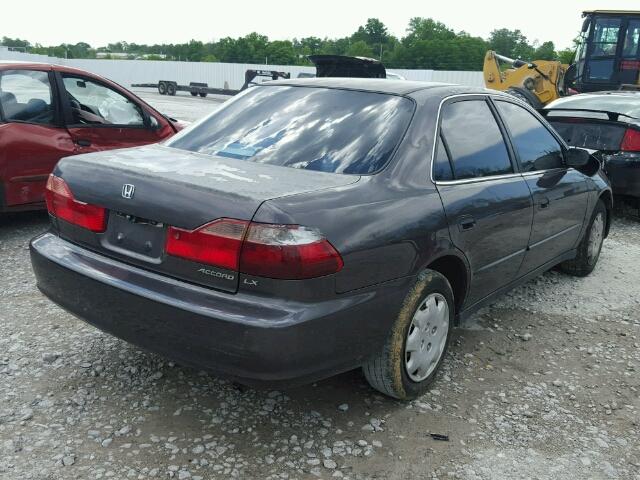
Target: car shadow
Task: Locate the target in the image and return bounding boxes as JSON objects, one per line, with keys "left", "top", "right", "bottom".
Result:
{"left": 0, "top": 210, "right": 49, "bottom": 233}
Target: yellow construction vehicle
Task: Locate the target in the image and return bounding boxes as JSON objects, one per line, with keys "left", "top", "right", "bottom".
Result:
{"left": 483, "top": 51, "right": 567, "bottom": 108}
{"left": 484, "top": 10, "right": 640, "bottom": 107}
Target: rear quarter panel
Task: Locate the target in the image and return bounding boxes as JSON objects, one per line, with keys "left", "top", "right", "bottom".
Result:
{"left": 254, "top": 177, "right": 453, "bottom": 293}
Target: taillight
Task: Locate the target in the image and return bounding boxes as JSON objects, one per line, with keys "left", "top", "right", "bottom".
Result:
{"left": 620, "top": 60, "right": 640, "bottom": 71}
{"left": 165, "top": 219, "right": 343, "bottom": 280}
{"left": 166, "top": 219, "right": 248, "bottom": 270}
{"left": 45, "top": 174, "right": 107, "bottom": 232}
{"left": 621, "top": 128, "right": 640, "bottom": 152}
{"left": 240, "top": 223, "right": 344, "bottom": 279}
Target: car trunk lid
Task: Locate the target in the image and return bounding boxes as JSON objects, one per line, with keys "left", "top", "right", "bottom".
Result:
{"left": 543, "top": 108, "right": 637, "bottom": 152}
{"left": 52, "top": 143, "right": 359, "bottom": 292}
{"left": 55, "top": 144, "right": 357, "bottom": 229}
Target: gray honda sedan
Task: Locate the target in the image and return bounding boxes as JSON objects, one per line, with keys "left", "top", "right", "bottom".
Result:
{"left": 30, "top": 79, "right": 611, "bottom": 399}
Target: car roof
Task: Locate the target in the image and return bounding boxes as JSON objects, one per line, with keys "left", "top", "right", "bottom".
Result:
{"left": 259, "top": 77, "right": 493, "bottom": 97}
{"left": 0, "top": 61, "right": 102, "bottom": 77}
{"left": 0, "top": 60, "right": 56, "bottom": 69}
{"left": 583, "top": 10, "right": 640, "bottom": 15}
{"left": 545, "top": 91, "right": 640, "bottom": 120}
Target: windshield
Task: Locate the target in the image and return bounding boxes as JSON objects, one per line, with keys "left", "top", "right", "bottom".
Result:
{"left": 166, "top": 85, "right": 414, "bottom": 175}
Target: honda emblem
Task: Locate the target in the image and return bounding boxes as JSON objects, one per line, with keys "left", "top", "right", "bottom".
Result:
{"left": 121, "top": 184, "right": 135, "bottom": 199}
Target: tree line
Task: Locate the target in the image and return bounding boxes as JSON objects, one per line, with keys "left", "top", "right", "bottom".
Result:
{"left": 1, "top": 17, "right": 575, "bottom": 70}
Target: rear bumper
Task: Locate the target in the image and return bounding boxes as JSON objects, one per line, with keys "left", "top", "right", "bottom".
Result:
{"left": 30, "top": 233, "right": 410, "bottom": 387}
{"left": 603, "top": 153, "right": 640, "bottom": 198}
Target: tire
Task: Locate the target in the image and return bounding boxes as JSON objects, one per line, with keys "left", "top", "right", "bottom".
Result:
{"left": 559, "top": 199, "right": 607, "bottom": 277}
{"left": 506, "top": 87, "right": 544, "bottom": 109}
{"left": 167, "top": 83, "right": 177, "bottom": 96}
{"left": 199, "top": 92, "right": 207, "bottom": 98}
{"left": 363, "top": 269, "right": 454, "bottom": 400}
{"left": 158, "top": 82, "right": 167, "bottom": 95}
{"left": 190, "top": 91, "right": 198, "bottom": 97}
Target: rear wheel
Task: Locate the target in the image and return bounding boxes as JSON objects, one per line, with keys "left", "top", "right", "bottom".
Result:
{"left": 199, "top": 92, "right": 207, "bottom": 98}
{"left": 158, "top": 82, "right": 167, "bottom": 95}
{"left": 363, "top": 270, "right": 453, "bottom": 400}
{"left": 505, "top": 87, "right": 544, "bottom": 109}
{"left": 559, "top": 199, "right": 607, "bottom": 277}
{"left": 190, "top": 91, "right": 198, "bottom": 97}
{"left": 167, "top": 83, "right": 177, "bottom": 96}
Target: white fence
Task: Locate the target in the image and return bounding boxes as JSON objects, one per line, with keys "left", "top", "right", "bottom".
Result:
{"left": 0, "top": 49, "right": 484, "bottom": 90}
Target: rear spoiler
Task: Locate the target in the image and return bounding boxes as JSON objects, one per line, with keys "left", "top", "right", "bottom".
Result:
{"left": 308, "top": 55, "right": 386, "bottom": 79}
{"left": 539, "top": 108, "right": 637, "bottom": 122}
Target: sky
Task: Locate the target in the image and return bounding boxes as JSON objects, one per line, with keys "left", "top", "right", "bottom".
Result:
{"left": 2, "top": 0, "right": 639, "bottom": 50}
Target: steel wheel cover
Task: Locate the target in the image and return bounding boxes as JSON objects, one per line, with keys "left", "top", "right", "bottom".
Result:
{"left": 404, "top": 293, "right": 449, "bottom": 382}
{"left": 588, "top": 212, "right": 605, "bottom": 263}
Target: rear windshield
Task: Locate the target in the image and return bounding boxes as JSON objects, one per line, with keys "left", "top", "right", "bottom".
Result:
{"left": 545, "top": 94, "right": 640, "bottom": 119}
{"left": 166, "top": 85, "right": 414, "bottom": 174}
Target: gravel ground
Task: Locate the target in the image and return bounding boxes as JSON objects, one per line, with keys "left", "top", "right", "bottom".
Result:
{"left": 1, "top": 210, "right": 639, "bottom": 480}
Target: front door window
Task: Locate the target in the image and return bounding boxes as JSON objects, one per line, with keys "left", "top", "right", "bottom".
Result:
{"left": 61, "top": 75, "right": 144, "bottom": 126}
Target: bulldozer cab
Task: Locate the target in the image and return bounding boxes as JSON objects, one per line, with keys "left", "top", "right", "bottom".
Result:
{"left": 571, "top": 10, "right": 640, "bottom": 92}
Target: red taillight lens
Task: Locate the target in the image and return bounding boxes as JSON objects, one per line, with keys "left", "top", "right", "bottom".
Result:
{"left": 621, "top": 128, "right": 640, "bottom": 152}
{"left": 166, "top": 219, "right": 249, "bottom": 270}
{"left": 620, "top": 60, "right": 640, "bottom": 71}
{"left": 45, "top": 174, "right": 107, "bottom": 232}
{"left": 165, "top": 219, "right": 344, "bottom": 280}
{"left": 239, "top": 223, "right": 343, "bottom": 280}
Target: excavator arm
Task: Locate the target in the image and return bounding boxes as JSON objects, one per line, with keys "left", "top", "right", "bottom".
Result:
{"left": 483, "top": 50, "right": 566, "bottom": 107}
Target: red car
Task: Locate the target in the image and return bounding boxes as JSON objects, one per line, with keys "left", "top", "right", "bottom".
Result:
{"left": 0, "top": 62, "right": 183, "bottom": 213}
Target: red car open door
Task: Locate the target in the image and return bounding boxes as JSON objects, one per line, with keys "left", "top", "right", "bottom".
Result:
{"left": 56, "top": 71, "right": 174, "bottom": 154}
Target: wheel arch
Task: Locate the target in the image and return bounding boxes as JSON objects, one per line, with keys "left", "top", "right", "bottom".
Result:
{"left": 424, "top": 253, "right": 469, "bottom": 320}
{"left": 598, "top": 189, "right": 613, "bottom": 237}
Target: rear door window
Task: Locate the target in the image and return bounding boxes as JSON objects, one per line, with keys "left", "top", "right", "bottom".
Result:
{"left": 0, "top": 69, "right": 55, "bottom": 125}
{"left": 439, "top": 99, "right": 513, "bottom": 180}
{"left": 432, "top": 135, "right": 454, "bottom": 181}
{"left": 167, "top": 85, "right": 414, "bottom": 175}
{"left": 495, "top": 101, "right": 564, "bottom": 172}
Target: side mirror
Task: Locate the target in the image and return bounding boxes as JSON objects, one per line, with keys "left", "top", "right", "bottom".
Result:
{"left": 566, "top": 148, "right": 600, "bottom": 176}
{"left": 566, "top": 148, "right": 590, "bottom": 167}
{"left": 145, "top": 114, "right": 161, "bottom": 131}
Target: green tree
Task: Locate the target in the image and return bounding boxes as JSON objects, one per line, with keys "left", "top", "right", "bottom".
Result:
{"left": 1, "top": 37, "right": 31, "bottom": 49}
{"left": 346, "top": 40, "right": 374, "bottom": 58}
{"left": 557, "top": 48, "right": 575, "bottom": 64}
{"left": 488, "top": 28, "right": 534, "bottom": 60}
{"left": 351, "top": 18, "right": 389, "bottom": 59}
{"left": 405, "top": 17, "right": 456, "bottom": 43}
{"left": 265, "top": 40, "right": 296, "bottom": 65}
{"left": 533, "top": 41, "right": 556, "bottom": 60}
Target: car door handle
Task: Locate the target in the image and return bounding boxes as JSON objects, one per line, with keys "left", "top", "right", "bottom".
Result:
{"left": 75, "top": 139, "right": 91, "bottom": 147}
{"left": 457, "top": 216, "right": 476, "bottom": 232}
{"left": 539, "top": 197, "right": 550, "bottom": 209}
